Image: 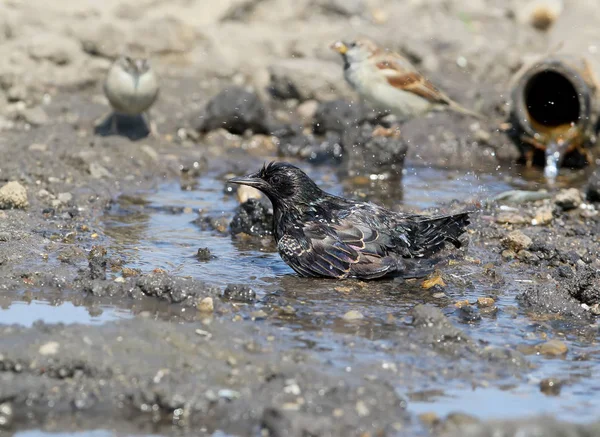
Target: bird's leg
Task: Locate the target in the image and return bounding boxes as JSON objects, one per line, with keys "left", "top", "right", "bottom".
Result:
{"left": 143, "top": 112, "right": 158, "bottom": 137}
{"left": 524, "top": 149, "right": 534, "bottom": 168}
{"left": 520, "top": 135, "right": 546, "bottom": 168}
{"left": 579, "top": 145, "right": 594, "bottom": 166}
{"left": 372, "top": 125, "right": 401, "bottom": 139}
{"left": 93, "top": 110, "right": 113, "bottom": 132}
{"left": 110, "top": 113, "right": 118, "bottom": 135}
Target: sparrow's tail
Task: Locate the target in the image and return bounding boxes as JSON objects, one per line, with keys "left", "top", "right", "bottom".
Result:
{"left": 407, "top": 211, "right": 472, "bottom": 258}
{"left": 448, "top": 101, "right": 486, "bottom": 120}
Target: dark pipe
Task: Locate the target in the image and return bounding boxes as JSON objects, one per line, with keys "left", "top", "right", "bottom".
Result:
{"left": 508, "top": 56, "right": 598, "bottom": 173}
{"left": 523, "top": 70, "right": 580, "bottom": 128}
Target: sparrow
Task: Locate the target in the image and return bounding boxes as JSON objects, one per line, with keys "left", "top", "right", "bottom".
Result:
{"left": 331, "top": 38, "right": 483, "bottom": 121}
{"left": 229, "top": 162, "right": 471, "bottom": 280}
{"left": 103, "top": 56, "right": 159, "bottom": 135}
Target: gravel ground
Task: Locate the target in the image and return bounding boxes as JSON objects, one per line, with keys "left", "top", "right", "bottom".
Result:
{"left": 1, "top": 0, "right": 600, "bottom": 436}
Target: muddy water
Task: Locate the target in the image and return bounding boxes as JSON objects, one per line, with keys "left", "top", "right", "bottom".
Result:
{"left": 4, "top": 163, "right": 600, "bottom": 435}
{"left": 100, "top": 165, "right": 597, "bottom": 420}
{"left": 0, "top": 301, "right": 131, "bottom": 326}
{"left": 102, "top": 165, "right": 515, "bottom": 285}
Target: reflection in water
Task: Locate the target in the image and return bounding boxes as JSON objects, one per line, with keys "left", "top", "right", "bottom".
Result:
{"left": 0, "top": 301, "right": 131, "bottom": 327}
{"left": 103, "top": 195, "right": 152, "bottom": 246}
{"left": 409, "top": 386, "right": 600, "bottom": 423}
{"left": 15, "top": 432, "right": 115, "bottom": 437}
{"left": 15, "top": 431, "right": 168, "bottom": 437}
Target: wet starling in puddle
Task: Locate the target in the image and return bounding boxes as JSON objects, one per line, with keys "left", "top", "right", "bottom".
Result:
{"left": 229, "top": 162, "right": 471, "bottom": 280}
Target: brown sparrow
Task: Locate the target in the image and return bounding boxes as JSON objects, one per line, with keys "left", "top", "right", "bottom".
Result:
{"left": 331, "top": 39, "right": 483, "bottom": 121}
{"left": 103, "top": 56, "right": 159, "bottom": 135}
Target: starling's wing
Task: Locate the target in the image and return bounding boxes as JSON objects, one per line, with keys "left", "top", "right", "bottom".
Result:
{"left": 277, "top": 217, "right": 400, "bottom": 279}
{"left": 277, "top": 224, "right": 360, "bottom": 279}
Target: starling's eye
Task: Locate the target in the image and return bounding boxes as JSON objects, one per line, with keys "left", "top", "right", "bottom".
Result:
{"left": 270, "top": 175, "right": 282, "bottom": 186}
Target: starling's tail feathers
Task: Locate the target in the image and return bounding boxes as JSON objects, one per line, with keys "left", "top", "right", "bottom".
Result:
{"left": 409, "top": 212, "right": 471, "bottom": 257}
{"left": 396, "top": 257, "right": 439, "bottom": 279}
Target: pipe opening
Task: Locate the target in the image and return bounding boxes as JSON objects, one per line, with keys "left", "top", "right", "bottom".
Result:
{"left": 524, "top": 70, "right": 581, "bottom": 127}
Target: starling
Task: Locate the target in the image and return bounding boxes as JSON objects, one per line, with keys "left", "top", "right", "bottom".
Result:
{"left": 229, "top": 162, "right": 471, "bottom": 280}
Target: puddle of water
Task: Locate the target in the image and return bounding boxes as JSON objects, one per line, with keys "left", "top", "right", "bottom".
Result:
{"left": 14, "top": 429, "right": 231, "bottom": 437}
{"left": 0, "top": 301, "right": 131, "bottom": 327}
{"left": 92, "top": 162, "right": 600, "bottom": 424}
{"left": 102, "top": 165, "right": 517, "bottom": 286}
{"left": 15, "top": 433, "right": 167, "bottom": 437}
{"left": 409, "top": 385, "right": 600, "bottom": 423}
{"left": 14, "top": 432, "right": 118, "bottom": 437}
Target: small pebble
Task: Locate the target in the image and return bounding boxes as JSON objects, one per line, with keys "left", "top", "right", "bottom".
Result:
{"left": 57, "top": 192, "right": 73, "bottom": 204}
{"left": 495, "top": 212, "right": 528, "bottom": 224}
{"left": 217, "top": 389, "right": 240, "bottom": 400}
{"left": 540, "top": 377, "right": 562, "bottom": 396}
{"left": 477, "top": 297, "right": 495, "bottom": 307}
{"left": 418, "top": 412, "right": 440, "bottom": 426}
{"left": 355, "top": 400, "right": 370, "bottom": 417}
{"left": 333, "top": 408, "right": 344, "bottom": 418}
{"left": 479, "top": 305, "right": 499, "bottom": 316}
{"left": 532, "top": 205, "right": 553, "bottom": 225}
{"left": 197, "top": 297, "right": 214, "bottom": 313}
{"left": 37, "top": 189, "right": 53, "bottom": 200}
{"left": 297, "top": 99, "right": 318, "bottom": 121}
{"left": 445, "top": 412, "right": 479, "bottom": 427}
{"left": 454, "top": 300, "right": 470, "bottom": 308}
{"left": 539, "top": 339, "right": 568, "bottom": 356}
{"left": 89, "top": 162, "right": 113, "bottom": 179}
{"left": 0, "top": 181, "right": 28, "bottom": 209}
{"left": 554, "top": 188, "right": 583, "bottom": 211}
{"left": 280, "top": 305, "right": 296, "bottom": 315}
{"left": 457, "top": 305, "right": 481, "bottom": 323}
{"left": 20, "top": 106, "right": 48, "bottom": 126}
{"left": 502, "top": 230, "right": 532, "bottom": 252}
{"left": 343, "top": 310, "right": 364, "bottom": 321}
{"left": 0, "top": 402, "right": 13, "bottom": 428}
{"left": 422, "top": 275, "right": 446, "bottom": 289}
{"left": 251, "top": 310, "right": 268, "bottom": 320}
{"left": 38, "top": 341, "right": 60, "bottom": 356}
{"left": 28, "top": 143, "right": 48, "bottom": 152}
{"left": 195, "top": 329, "right": 212, "bottom": 338}
{"left": 334, "top": 285, "right": 353, "bottom": 293}
{"left": 121, "top": 267, "right": 140, "bottom": 277}
{"left": 196, "top": 247, "right": 213, "bottom": 261}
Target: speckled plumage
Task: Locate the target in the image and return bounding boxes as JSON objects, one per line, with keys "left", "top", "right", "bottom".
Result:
{"left": 229, "top": 162, "right": 471, "bottom": 280}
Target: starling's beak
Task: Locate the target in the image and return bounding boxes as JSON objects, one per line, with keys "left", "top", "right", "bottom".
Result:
{"left": 331, "top": 41, "right": 348, "bottom": 55}
{"left": 228, "top": 173, "right": 264, "bottom": 188}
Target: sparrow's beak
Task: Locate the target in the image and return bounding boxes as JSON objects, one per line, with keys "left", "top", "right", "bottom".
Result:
{"left": 331, "top": 41, "right": 348, "bottom": 55}
{"left": 228, "top": 173, "right": 264, "bottom": 188}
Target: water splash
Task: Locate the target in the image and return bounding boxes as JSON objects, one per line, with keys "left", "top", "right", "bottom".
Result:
{"left": 544, "top": 141, "right": 560, "bottom": 183}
